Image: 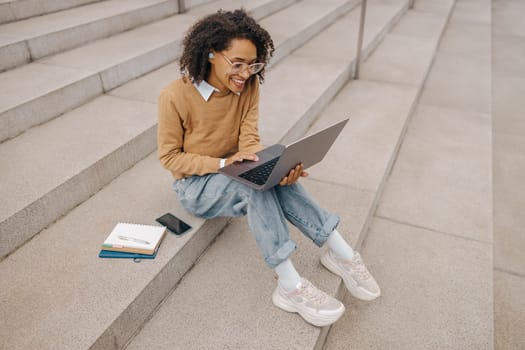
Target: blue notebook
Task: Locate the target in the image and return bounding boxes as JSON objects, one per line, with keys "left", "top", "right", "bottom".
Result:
{"left": 98, "top": 249, "right": 157, "bottom": 259}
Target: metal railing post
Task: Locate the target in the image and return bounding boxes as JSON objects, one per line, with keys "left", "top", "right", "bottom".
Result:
{"left": 178, "top": 0, "right": 186, "bottom": 13}
{"left": 353, "top": 0, "right": 367, "bottom": 79}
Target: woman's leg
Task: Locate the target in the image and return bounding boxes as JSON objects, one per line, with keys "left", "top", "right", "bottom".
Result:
{"left": 274, "top": 183, "right": 380, "bottom": 300}
{"left": 274, "top": 182, "right": 340, "bottom": 247}
{"left": 173, "top": 173, "right": 296, "bottom": 268}
{"left": 174, "top": 174, "right": 347, "bottom": 326}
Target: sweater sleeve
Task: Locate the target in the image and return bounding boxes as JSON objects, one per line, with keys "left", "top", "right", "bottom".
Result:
{"left": 157, "top": 89, "right": 220, "bottom": 178}
{"left": 238, "top": 79, "right": 264, "bottom": 154}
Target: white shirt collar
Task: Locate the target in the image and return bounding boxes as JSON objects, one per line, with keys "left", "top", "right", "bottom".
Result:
{"left": 193, "top": 80, "right": 220, "bottom": 101}
{"left": 193, "top": 80, "right": 240, "bottom": 101}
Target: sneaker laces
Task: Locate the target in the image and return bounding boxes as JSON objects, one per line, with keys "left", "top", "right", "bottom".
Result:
{"left": 343, "top": 254, "right": 371, "bottom": 280}
{"left": 297, "top": 280, "right": 329, "bottom": 304}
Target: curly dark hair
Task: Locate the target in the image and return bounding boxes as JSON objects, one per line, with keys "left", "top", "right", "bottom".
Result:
{"left": 179, "top": 8, "right": 274, "bottom": 83}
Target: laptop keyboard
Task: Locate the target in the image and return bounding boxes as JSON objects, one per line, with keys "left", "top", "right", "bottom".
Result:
{"left": 239, "top": 157, "right": 280, "bottom": 185}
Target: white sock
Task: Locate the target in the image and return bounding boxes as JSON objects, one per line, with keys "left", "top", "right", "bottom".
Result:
{"left": 326, "top": 229, "right": 355, "bottom": 260}
{"left": 274, "top": 259, "right": 302, "bottom": 292}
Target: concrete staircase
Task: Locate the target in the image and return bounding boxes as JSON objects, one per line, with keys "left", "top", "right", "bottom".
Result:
{"left": 492, "top": 0, "right": 525, "bottom": 348}
{"left": 325, "top": 0, "right": 493, "bottom": 348}
{"left": 1, "top": 0, "right": 340, "bottom": 258}
{"left": 122, "top": 1, "right": 460, "bottom": 349}
{"left": 0, "top": 0, "right": 467, "bottom": 349}
{"left": 0, "top": 0, "right": 103, "bottom": 24}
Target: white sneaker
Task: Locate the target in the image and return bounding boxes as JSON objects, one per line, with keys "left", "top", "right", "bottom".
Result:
{"left": 272, "top": 278, "right": 345, "bottom": 327}
{"left": 321, "top": 250, "right": 381, "bottom": 301}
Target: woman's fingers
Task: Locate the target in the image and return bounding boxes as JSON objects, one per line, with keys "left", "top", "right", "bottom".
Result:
{"left": 280, "top": 164, "right": 304, "bottom": 186}
{"left": 227, "top": 152, "right": 259, "bottom": 165}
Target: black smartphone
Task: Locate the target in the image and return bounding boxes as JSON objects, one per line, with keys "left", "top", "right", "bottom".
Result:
{"left": 156, "top": 213, "right": 192, "bottom": 236}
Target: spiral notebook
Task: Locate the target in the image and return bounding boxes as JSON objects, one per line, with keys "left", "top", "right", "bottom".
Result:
{"left": 101, "top": 222, "right": 167, "bottom": 255}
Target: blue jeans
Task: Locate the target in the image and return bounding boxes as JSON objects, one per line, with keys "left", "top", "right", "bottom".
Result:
{"left": 173, "top": 173, "right": 340, "bottom": 268}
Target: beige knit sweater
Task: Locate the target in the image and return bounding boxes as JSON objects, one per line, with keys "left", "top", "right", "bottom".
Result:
{"left": 157, "top": 77, "right": 263, "bottom": 179}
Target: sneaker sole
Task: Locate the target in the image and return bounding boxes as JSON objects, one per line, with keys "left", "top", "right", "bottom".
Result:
{"left": 320, "top": 253, "right": 380, "bottom": 301}
{"left": 272, "top": 288, "right": 345, "bottom": 327}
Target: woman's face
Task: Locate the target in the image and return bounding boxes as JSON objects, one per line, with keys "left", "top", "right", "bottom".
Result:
{"left": 208, "top": 38, "right": 258, "bottom": 94}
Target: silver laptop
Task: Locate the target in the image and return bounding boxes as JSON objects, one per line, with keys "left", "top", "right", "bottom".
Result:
{"left": 219, "top": 118, "right": 349, "bottom": 191}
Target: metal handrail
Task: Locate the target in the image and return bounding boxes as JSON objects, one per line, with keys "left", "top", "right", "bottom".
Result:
{"left": 353, "top": 0, "right": 367, "bottom": 79}
{"left": 178, "top": 0, "right": 186, "bottom": 13}
{"left": 355, "top": 0, "right": 413, "bottom": 78}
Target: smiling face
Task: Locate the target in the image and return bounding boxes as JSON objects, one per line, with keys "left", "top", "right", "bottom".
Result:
{"left": 207, "top": 38, "right": 258, "bottom": 93}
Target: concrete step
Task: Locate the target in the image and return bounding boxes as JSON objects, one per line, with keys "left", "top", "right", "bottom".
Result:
{"left": 326, "top": 0, "right": 494, "bottom": 347}
{"left": 0, "top": 1, "right": 406, "bottom": 349}
{"left": 0, "top": 0, "right": 293, "bottom": 143}
{"left": 0, "top": 151, "right": 229, "bottom": 350}
{"left": 0, "top": 0, "right": 102, "bottom": 25}
{"left": 0, "top": 0, "right": 357, "bottom": 259}
{"left": 0, "top": 0, "right": 218, "bottom": 26}
{"left": 0, "top": 0, "right": 180, "bottom": 72}
{"left": 182, "top": 0, "right": 218, "bottom": 13}
{"left": 260, "top": 0, "right": 409, "bottom": 146}
{"left": 0, "top": 95, "right": 158, "bottom": 259}
{"left": 258, "top": 0, "right": 358, "bottom": 66}
{"left": 123, "top": 1, "right": 460, "bottom": 350}
{"left": 493, "top": 0, "right": 525, "bottom": 346}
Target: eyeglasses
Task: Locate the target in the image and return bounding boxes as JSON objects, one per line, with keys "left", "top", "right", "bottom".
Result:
{"left": 220, "top": 54, "right": 265, "bottom": 75}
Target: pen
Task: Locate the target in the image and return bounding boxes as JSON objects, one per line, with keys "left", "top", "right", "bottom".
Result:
{"left": 118, "top": 235, "right": 150, "bottom": 245}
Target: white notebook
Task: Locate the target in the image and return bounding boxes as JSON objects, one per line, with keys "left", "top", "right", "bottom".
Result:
{"left": 101, "top": 222, "right": 167, "bottom": 255}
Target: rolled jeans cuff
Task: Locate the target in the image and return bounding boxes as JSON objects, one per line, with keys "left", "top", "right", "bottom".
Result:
{"left": 264, "top": 240, "right": 296, "bottom": 269}
{"left": 312, "top": 213, "right": 340, "bottom": 247}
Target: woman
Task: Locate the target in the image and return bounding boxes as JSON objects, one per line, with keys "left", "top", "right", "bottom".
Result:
{"left": 158, "top": 9, "right": 380, "bottom": 327}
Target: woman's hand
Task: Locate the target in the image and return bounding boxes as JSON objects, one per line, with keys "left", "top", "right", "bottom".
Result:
{"left": 226, "top": 152, "right": 259, "bottom": 166}
{"left": 279, "top": 163, "right": 308, "bottom": 186}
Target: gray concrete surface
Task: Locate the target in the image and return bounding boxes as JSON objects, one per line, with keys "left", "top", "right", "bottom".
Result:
{"left": 274, "top": 0, "right": 409, "bottom": 145}
{"left": 493, "top": 132, "right": 525, "bottom": 275}
{"left": 419, "top": 53, "right": 490, "bottom": 114}
{"left": 308, "top": 80, "right": 418, "bottom": 192}
{"left": 376, "top": 104, "right": 492, "bottom": 243}
{"left": 0, "top": 152, "right": 226, "bottom": 350}
{"left": 493, "top": 0, "right": 525, "bottom": 348}
{"left": 495, "top": 271, "right": 525, "bottom": 350}
{"left": 325, "top": 218, "right": 493, "bottom": 349}
{"left": 325, "top": 0, "right": 495, "bottom": 348}
{"left": 0, "top": 62, "right": 103, "bottom": 141}
{"left": 377, "top": 0, "right": 492, "bottom": 244}
{"left": 259, "top": 0, "right": 358, "bottom": 65}
{"left": 0, "top": 0, "right": 179, "bottom": 70}
{"left": 0, "top": 95, "right": 157, "bottom": 258}
{"left": 0, "top": 0, "right": 101, "bottom": 25}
